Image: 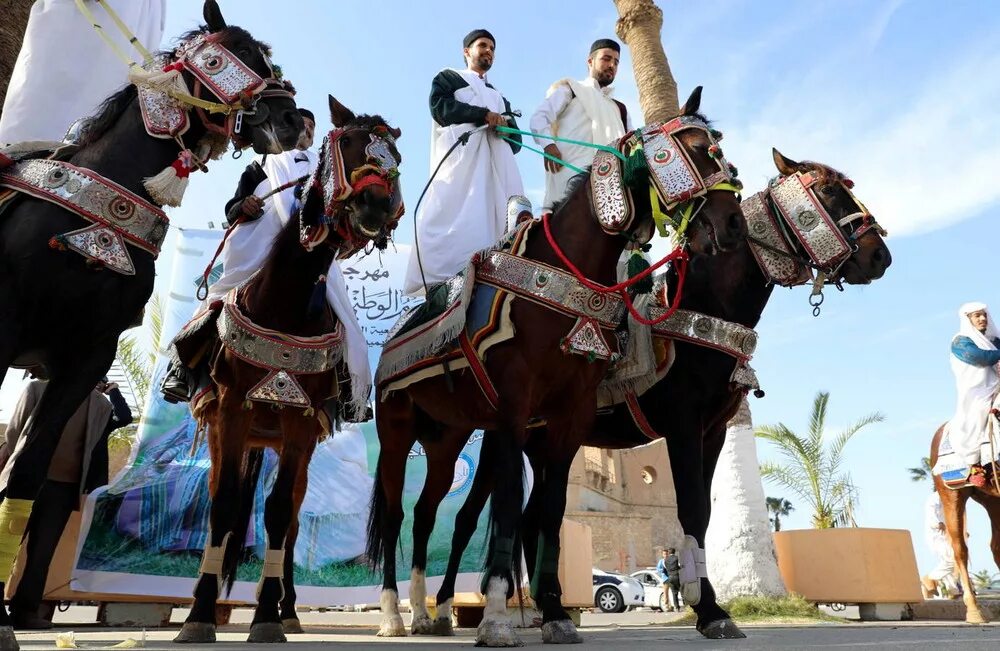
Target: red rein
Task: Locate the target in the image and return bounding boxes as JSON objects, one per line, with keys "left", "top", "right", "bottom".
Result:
{"left": 541, "top": 213, "right": 688, "bottom": 327}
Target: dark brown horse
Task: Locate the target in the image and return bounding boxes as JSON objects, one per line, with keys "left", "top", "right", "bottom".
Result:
{"left": 929, "top": 424, "right": 1000, "bottom": 624}
{"left": 434, "top": 150, "right": 892, "bottom": 640}
{"left": 0, "top": 3, "right": 300, "bottom": 648}
{"left": 368, "top": 88, "right": 747, "bottom": 646}
{"left": 172, "top": 96, "right": 403, "bottom": 644}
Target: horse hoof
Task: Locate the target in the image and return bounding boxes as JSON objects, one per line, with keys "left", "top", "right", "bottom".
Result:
{"left": 966, "top": 610, "right": 989, "bottom": 625}
{"left": 541, "top": 620, "right": 582, "bottom": 644}
{"left": 430, "top": 617, "right": 455, "bottom": 636}
{"left": 281, "top": 618, "right": 304, "bottom": 634}
{"left": 247, "top": 622, "right": 287, "bottom": 643}
{"left": 377, "top": 615, "right": 406, "bottom": 637}
{"left": 411, "top": 614, "right": 435, "bottom": 635}
{"left": 698, "top": 618, "right": 746, "bottom": 639}
{"left": 476, "top": 618, "right": 524, "bottom": 647}
{"left": 174, "top": 622, "right": 217, "bottom": 643}
{"left": 0, "top": 626, "right": 18, "bottom": 651}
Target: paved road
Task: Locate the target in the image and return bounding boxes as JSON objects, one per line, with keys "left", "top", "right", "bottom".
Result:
{"left": 10, "top": 609, "right": 1000, "bottom": 650}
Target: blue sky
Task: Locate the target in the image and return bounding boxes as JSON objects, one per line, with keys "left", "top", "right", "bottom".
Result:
{"left": 3, "top": 0, "right": 999, "bottom": 582}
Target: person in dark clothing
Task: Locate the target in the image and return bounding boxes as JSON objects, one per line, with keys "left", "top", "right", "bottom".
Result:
{"left": 665, "top": 547, "right": 681, "bottom": 611}
{"left": 0, "top": 376, "right": 132, "bottom": 629}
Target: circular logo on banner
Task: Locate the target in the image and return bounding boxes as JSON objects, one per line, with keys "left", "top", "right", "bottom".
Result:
{"left": 449, "top": 452, "right": 475, "bottom": 497}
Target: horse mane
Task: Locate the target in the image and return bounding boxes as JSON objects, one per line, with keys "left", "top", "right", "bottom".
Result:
{"left": 550, "top": 168, "right": 592, "bottom": 214}
{"left": 77, "top": 26, "right": 273, "bottom": 147}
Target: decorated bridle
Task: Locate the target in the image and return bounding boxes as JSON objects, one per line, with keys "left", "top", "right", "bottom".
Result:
{"left": 299, "top": 124, "right": 404, "bottom": 259}
{"left": 744, "top": 169, "right": 887, "bottom": 314}
{"left": 543, "top": 117, "right": 743, "bottom": 328}
{"left": 589, "top": 116, "right": 742, "bottom": 242}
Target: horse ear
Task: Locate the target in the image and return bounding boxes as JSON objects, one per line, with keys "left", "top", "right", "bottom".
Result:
{"left": 328, "top": 94, "right": 355, "bottom": 128}
{"left": 389, "top": 127, "right": 402, "bottom": 140}
{"left": 203, "top": 0, "right": 226, "bottom": 32}
{"left": 772, "top": 148, "right": 800, "bottom": 176}
{"left": 679, "top": 86, "right": 703, "bottom": 117}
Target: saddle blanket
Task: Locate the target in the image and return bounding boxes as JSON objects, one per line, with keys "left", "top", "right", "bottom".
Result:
{"left": 933, "top": 423, "right": 1000, "bottom": 489}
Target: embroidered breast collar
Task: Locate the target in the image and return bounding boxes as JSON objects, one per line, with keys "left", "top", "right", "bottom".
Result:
{"left": 217, "top": 288, "right": 345, "bottom": 409}
{"left": 0, "top": 159, "right": 169, "bottom": 275}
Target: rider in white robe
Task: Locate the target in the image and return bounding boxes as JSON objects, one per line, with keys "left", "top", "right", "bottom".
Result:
{"left": 529, "top": 39, "right": 631, "bottom": 214}
{"left": 946, "top": 302, "right": 1000, "bottom": 482}
{"left": 0, "top": 0, "right": 166, "bottom": 144}
{"left": 921, "top": 490, "right": 959, "bottom": 597}
{"left": 403, "top": 29, "right": 524, "bottom": 296}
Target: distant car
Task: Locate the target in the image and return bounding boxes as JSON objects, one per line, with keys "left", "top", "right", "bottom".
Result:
{"left": 592, "top": 567, "right": 645, "bottom": 613}
{"left": 631, "top": 568, "right": 685, "bottom": 611}
{"left": 630, "top": 568, "right": 667, "bottom": 610}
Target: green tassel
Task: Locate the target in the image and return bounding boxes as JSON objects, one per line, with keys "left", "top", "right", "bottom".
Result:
{"left": 627, "top": 250, "right": 653, "bottom": 295}
{"left": 622, "top": 147, "right": 648, "bottom": 187}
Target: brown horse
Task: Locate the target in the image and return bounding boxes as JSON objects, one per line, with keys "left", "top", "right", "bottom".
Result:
{"left": 929, "top": 424, "right": 1000, "bottom": 624}
{"left": 0, "top": 3, "right": 301, "bottom": 648}
{"left": 433, "top": 150, "right": 892, "bottom": 639}
{"left": 367, "top": 88, "right": 746, "bottom": 646}
{"left": 172, "top": 96, "right": 403, "bottom": 644}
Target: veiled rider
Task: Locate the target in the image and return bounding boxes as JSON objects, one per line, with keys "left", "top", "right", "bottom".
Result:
{"left": 947, "top": 302, "right": 1000, "bottom": 486}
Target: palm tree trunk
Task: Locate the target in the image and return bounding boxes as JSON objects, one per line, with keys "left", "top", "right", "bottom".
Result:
{"left": 613, "top": 0, "right": 680, "bottom": 123}
{"left": 706, "top": 398, "right": 787, "bottom": 600}
{"left": 0, "top": 1, "right": 34, "bottom": 107}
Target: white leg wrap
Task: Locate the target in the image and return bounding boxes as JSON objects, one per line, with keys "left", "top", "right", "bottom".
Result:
{"left": 198, "top": 531, "right": 231, "bottom": 592}
{"left": 410, "top": 568, "right": 429, "bottom": 620}
{"left": 256, "top": 547, "right": 286, "bottom": 600}
{"left": 678, "top": 534, "right": 707, "bottom": 606}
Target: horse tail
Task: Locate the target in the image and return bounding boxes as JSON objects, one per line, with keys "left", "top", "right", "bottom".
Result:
{"left": 221, "top": 447, "right": 266, "bottom": 595}
{"left": 482, "top": 432, "right": 524, "bottom": 606}
{"left": 365, "top": 457, "right": 386, "bottom": 571}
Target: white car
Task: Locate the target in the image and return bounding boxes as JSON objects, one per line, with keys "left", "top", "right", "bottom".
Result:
{"left": 630, "top": 568, "right": 685, "bottom": 611}
{"left": 592, "top": 567, "right": 645, "bottom": 613}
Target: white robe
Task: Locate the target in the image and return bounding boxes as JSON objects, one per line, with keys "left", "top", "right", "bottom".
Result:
{"left": 403, "top": 68, "right": 524, "bottom": 296}
{"left": 207, "top": 148, "right": 372, "bottom": 413}
{"left": 923, "top": 492, "right": 956, "bottom": 584}
{"left": 947, "top": 303, "right": 1000, "bottom": 466}
{"left": 529, "top": 77, "right": 629, "bottom": 212}
{"left": 0, "top": 0, "right": 166, "bottom": 144}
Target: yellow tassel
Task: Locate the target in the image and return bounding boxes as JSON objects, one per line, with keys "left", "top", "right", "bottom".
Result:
{"left": 303, "top": 407, "right": 315, "bottom": 417}
{"left": 242, "top": 400, "right": 254, "bottom": 411}
{"left": 0, "top": 498, "right": 34, "bottom": 582}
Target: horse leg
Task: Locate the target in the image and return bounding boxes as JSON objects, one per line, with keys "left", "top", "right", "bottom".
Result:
{"left": 370, "top": 393, "right": 416, "bottom": 637}
{"left": 663, "top": 411, "right": 743, "bottom": 639}
{"left": 434, "top": 430, "right": 500, "bottom": 634}
{"left": 410, "top": 428, "right": 468, "bottom": 635}
{"left": 0, "top": 347, "right": 114, "bottom": 650}
{"left": 942, "top": 483, "right": 987, "bottom": 623}
{"left": 520, "top": 443, "right": 546, "bottom": 581}
{"left": 970, "top": 491, "right": 1000, "bottom": 574}
{"left": 248, "top": 422, "right": 317, "bottom": 644}
{"left": 175, "top": 407, "right": 251, "bottom": 643}
{"left": 279, "top": 518, "right": 303, "bottom": 634}
{"left": 476, "top": 425, "right": 526, "bottom": 648}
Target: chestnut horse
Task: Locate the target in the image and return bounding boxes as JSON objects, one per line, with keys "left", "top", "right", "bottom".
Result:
{"left": 929, "top": 423, "right": 1000, "bottom": 624}
{"left": 368, "top": 88, "right": 747, "bottom": 646}
{"left": 172, "top": 96, "right": 404, "bottom": 644}
{"left": 0, "top": 3, "right": 300, "bottom": 648}
{"left": 434, "top": 150, "right": 892, "bottom": 639}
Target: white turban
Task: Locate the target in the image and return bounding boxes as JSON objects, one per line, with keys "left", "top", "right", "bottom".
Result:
{"left": 957, "top": 302, "right": 1000, "bottom": 351}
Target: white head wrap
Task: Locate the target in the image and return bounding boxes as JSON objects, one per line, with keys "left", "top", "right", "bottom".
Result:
{"left": 957, "top": 302, "right": 999, "bottom": 351}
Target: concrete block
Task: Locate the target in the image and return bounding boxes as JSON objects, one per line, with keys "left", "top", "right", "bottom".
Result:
{"left": 858, "top": 602, "right": 913, "bottom": 621}
{"left": 100, "top": 602, "right": 173, "bottom": 627}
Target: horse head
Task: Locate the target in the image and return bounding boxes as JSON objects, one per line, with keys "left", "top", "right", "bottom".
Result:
{"left": 771, "top": 148, "right": 891, "bottom": 284}
{"left": 615, "top": 87, "right": 746, "bottom": 259}
{"left": 179, "top": 0, "right": 303, "bottom": 154}
{"left": 297, "top": 95, "right": 404, "bottom": 257}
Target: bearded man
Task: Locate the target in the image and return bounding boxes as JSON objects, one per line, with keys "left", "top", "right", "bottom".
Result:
{"left": 529, "top": 38, "right": 631, "bottom": 214}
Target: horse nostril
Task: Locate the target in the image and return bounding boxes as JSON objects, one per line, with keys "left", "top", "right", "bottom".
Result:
{"left": 728, "top": 212, "right": 745, "bottom": 236}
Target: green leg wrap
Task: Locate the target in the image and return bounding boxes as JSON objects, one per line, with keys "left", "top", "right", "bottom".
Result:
{"left": 0, "top": 499, "right": 34, "bottom": 582}
{"left": 481, "top": 536, "right": 515, "bottom": 594}
{"left": 530, "top": 533, "right": 560, "bottom": 600}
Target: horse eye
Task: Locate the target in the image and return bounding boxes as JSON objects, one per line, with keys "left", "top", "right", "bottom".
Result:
{"left": 821, "top": 184, "right": 836, "bottom": 195}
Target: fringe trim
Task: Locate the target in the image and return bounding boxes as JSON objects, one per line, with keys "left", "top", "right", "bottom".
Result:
{"left": 597, "top": 293, "right": 659, "bottom": 408}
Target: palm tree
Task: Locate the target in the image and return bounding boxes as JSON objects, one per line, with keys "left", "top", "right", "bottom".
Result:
{"left": 971, "top": 569, "right": 997, "bottom": 590}
{"left": 705, "top": 398, "right": 787, "bottom": 600}
{"left": 0, "top": 1, "right": 34, "bottom": 105}
{"left": 613, "top": 0, "right": 680, "bottom": 122}
{"left": 113, "top": 294, "right": 164, "bottom": 433}
{"left": 908, "top": 456, "right": 932, "bottom": 482}
{"left": 766, "top": 497, "right": 794, "bottom": 532}
{"left": 756, "top": 391, "right": 885, "bottom": 529}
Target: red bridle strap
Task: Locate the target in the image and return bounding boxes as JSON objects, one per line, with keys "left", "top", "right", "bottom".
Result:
{"left": 352, "top": 174, "right": 390, "bottom": 195}
{"left": 541, "top": 213, "right": 689, "bottom": 327}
